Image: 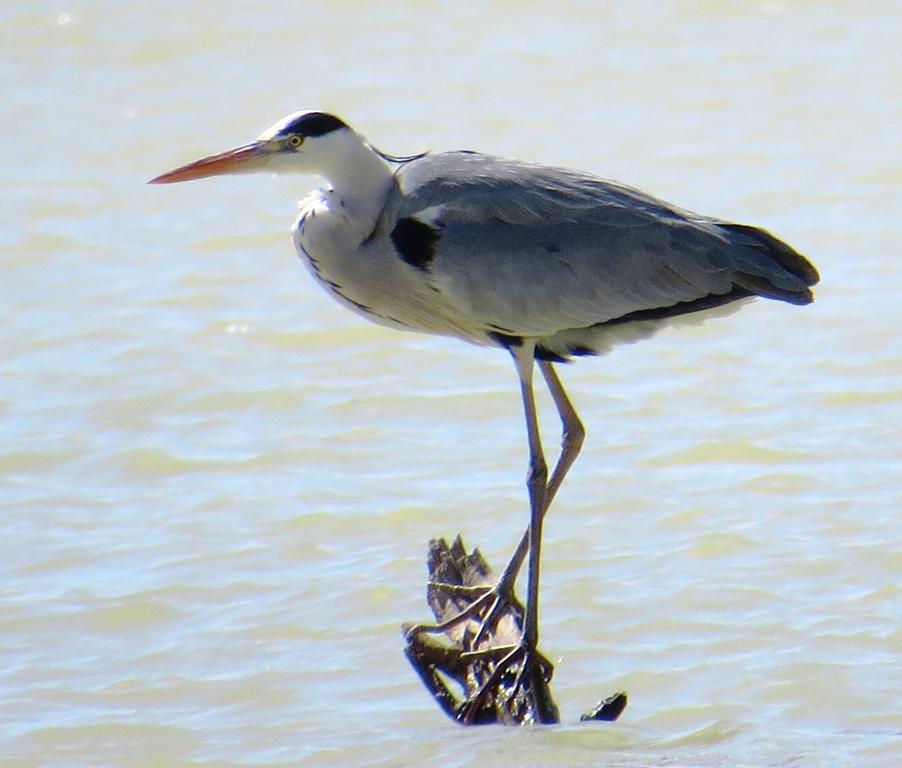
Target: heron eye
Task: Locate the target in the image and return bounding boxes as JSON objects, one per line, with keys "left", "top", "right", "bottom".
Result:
{"left": 287, "top": 134, "right": 304, "bottom": 149}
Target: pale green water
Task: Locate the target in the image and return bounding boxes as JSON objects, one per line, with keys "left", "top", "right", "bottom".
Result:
{"left": 3, "top": 1, "right": 901, "bottom": 766}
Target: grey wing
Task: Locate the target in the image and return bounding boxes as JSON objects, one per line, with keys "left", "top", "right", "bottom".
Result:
{"left": 391, "top": 152, "right": 818, "bottom": 339}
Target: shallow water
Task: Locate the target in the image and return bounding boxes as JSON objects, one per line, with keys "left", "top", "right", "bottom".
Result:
{"left": 3, "top": 2, "right": 901, "bottom": 766}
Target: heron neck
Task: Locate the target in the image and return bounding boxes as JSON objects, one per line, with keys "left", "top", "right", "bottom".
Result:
{"left": 324, "top": 142, "right": 393, "bottom": 227}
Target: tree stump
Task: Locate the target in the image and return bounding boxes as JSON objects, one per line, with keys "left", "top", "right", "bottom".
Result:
{"left": 402, "top": 536, "right": 559, "bottom": 724}
{"left": 403, "top": 536, "right": 628, "bottom": 725}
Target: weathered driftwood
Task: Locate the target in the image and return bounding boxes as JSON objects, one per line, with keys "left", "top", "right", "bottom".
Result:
{"left": 402, "top": 536, "right": 559, "bottom": 724}
{"left": 580, "top": 691, "right": 629, "bottom": 722}
{"left": 402, "top": 536, "right": 628, "bottom": 725}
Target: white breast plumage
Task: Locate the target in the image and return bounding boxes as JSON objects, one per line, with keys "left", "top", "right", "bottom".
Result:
{"left": 292, "top": 190, "right": 376, "bottom": 318}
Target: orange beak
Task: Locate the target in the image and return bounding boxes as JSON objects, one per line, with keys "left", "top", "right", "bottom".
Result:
{"left": 148, "top": 142, "right": 268, "bottom": 184}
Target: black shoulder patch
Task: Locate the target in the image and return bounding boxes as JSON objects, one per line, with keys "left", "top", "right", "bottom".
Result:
{"left": 391, "top": 218, "right": 441, "bottom": 271}
{"left": 282, "top": 111, "right": 348, "bottom": 138}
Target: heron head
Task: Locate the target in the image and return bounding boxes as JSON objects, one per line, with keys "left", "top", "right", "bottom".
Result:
{"left": 148, "top": 110, "right": 361, "bottom": 184}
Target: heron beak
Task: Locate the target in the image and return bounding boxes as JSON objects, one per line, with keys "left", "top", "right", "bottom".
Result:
{"left": 148, "top": 141, "right": 270, "bottom": 184}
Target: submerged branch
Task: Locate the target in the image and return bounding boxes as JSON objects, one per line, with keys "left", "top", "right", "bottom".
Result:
{"left": 402, "top": 536, "right": 628, "bottom": 725}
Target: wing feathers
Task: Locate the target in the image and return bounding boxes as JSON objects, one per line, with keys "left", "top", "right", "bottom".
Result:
{"left": 391, "top": 152, "right": 818, "bottom": 338}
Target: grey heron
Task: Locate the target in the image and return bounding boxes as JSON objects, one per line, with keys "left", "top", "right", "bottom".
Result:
{"left": 150, "top": 110, "right": 819, "bottom": 709}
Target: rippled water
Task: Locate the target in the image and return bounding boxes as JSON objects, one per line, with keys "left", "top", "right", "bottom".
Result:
{"left": 3, "top": 2, "right": 901, "bottom": 766}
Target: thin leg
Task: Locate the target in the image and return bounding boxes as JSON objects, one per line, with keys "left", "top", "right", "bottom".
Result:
{"left": 539, "top": 360, "right": 586, "bottom": 504}
{"left": 406, "top": 351, "right": 577, "bottom": 723}
{"left": 405, "top": 358, "right": 584, "bottom": 646}
{"left": 510, "top": 343, "right": 547, "bottom": 650}
{"left": 497, "top": 359, "right": 586, "bottom": 589}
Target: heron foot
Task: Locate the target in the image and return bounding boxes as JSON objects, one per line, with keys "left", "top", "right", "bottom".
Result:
{"left": 403, "top": 536, "right": 560, "bottom": 725}
{"left": 456, "top": 641, "right": 557, "bottom": 725}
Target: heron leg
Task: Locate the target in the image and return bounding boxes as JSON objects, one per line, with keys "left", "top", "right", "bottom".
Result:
{"left": 510, "top": 344, "right": 548, "bottom": 651}
{"left": 405, "top": 354, "right": 578, "bottom": 723}
{"left": 452, "top": 346, "right": 553, "bottom": 720}
{"left": 496, "top": 359, "right": 586, "bottom": 596}
{"left": 405, "top": 358, "right": 584, "bottom": 650}
{"left": 539, "top": 359, "right": 587, "bottom": 503}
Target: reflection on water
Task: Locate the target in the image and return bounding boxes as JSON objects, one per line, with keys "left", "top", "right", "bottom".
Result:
{"left": 3, "top": 2, "right": 900, "bottom": 766}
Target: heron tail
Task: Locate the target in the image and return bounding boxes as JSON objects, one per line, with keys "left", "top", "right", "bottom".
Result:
{"left": 719, "top": 223, "right": 820, "bottom": 305}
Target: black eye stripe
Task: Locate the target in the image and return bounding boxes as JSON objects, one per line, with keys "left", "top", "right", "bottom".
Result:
{"left": 280, "top": 112, "right": 347, "bottom": 138}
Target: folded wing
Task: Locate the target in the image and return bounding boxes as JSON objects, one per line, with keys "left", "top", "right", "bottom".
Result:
{"left": 391, "top": 152, "right": 818, "bottom": 339}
